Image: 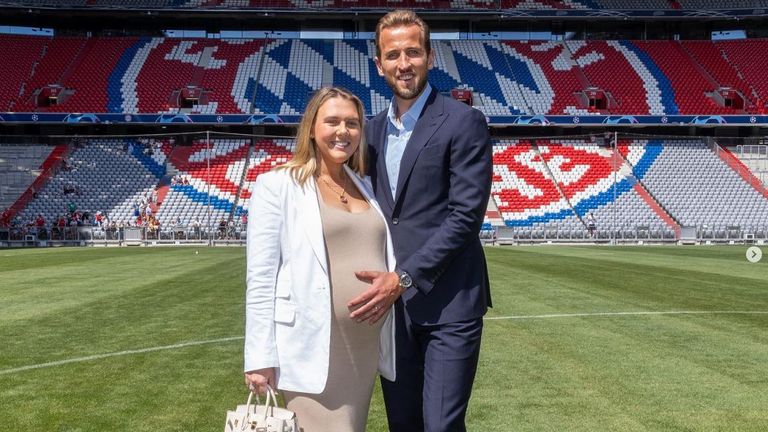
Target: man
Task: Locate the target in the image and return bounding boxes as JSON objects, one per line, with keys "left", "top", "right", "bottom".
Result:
{"left": 349, "top": 10, "right": 492, "bottom": 432}
{"left": 586, "top": 212, "right": 597, "bottom": 238}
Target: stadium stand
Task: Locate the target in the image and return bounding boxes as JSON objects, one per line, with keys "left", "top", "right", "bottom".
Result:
{"left": 0, "top": 35, "right": 47, "bottom": 112}
{"left": 717, "top": 40, "right": 768, "bottom": 109}
{"left": 16, "top": 139, "right": 165, "bottom": 227}
{"left": 3, "top": 35, "right": 767, "bottom": 116}
{"left": 157, "top": 137, "right": 251, "bottom": 228}
{"left": 632, "top": 41, "right": 730, "bottom": 115}
{"left": 680, "top": 40, "right": 758, "bottom": 111}
{"left": 3, "top": 139, "right": 767, "bottom": 241}
{"left": 639, "top": 139, "right": 768, "bottom": 239}
{"left": 11, "top": 37, "right": 87, "bottom": 112}
{"left": 1, "top": 4, "right": 767, "bottom": 245}
{"left": 5, "top": 0, "right": 768, "bottom": 9}
{"left": 678, "top": 0, "right": 768, "bottom": 8}
{"left": 0, "top": 144, "right": 55, "bottom": 211}
{"left": 490, "top": 138, "right": 680, "bottom": 240}
{"left": 6, "top": 137, "right": 298, "bottom": 233}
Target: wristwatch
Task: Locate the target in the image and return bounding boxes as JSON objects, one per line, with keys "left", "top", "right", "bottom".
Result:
{"left": 397, "top": 269, "right": 414, "bottom": 290}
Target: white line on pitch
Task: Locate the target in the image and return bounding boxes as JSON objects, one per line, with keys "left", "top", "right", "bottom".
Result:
{"left": 484, "top": 310, "right": 768, "bottom": 320}
{"left": 0, "top": 336, "right": 244, "bottom": 376}
{"left": 3, "top": 311, "right": 767, "bottom": 375}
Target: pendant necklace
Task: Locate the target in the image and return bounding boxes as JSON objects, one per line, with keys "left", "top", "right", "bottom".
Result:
{"left": 320, "top": 173, "right": 349, "bottom": 204}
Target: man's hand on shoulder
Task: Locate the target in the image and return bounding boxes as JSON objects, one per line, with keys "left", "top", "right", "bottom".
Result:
{"left": 348, "top": 271, "right": 404, "bottom": 324}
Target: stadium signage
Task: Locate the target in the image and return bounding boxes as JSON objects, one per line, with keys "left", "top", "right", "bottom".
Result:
{"left": 1, "top": 113, "right": 766, "bottom": 126}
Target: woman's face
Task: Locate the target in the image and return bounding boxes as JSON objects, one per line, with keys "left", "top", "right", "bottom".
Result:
{"left": 312, "top": 96, "right": 361, "bottom": 169}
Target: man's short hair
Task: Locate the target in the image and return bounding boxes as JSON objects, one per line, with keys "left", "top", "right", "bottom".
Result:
{"left": 374, "top": 9, "right": 431, "bottom": 59}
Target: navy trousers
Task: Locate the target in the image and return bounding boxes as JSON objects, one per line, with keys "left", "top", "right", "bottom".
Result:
{"left": 381, "top": 301, "right": 483, "bottom": 432}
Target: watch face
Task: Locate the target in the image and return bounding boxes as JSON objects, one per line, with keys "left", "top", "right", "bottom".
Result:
{"left": 400, "top": 272, "right": 413, "bottom": 288}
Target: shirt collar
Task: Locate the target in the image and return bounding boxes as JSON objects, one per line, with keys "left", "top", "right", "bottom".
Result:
{"left": 386, "top": 83, "right": 433, "bottom": 131}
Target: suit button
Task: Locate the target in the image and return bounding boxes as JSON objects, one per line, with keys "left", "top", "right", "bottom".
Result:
{"left": 392, "top": 218, "right": 399, "bottom": 225}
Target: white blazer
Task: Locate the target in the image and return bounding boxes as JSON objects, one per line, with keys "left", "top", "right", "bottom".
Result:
{"left": 244, "top": 165, "right": 397, "bottom": 394}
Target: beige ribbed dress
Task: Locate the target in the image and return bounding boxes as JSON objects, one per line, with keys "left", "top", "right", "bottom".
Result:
{"left": 282, "top": 196, "right": 387, "bottom": 432}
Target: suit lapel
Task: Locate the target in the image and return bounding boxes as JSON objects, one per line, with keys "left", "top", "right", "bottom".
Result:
{"left": 297, "top": 178, "right": 328, "bottom": 276}
{"left": 394, "top": 91, "right": 446, "bottom": 205}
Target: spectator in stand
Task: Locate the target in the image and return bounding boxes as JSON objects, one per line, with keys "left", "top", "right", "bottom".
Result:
{"left": 173, "top": 217, "right": 184, "bottom": 238}
{"left": 227, "top": 218, "right": 236, "bottom": 239}
{"left": 191, "top": 217, "right": 201, "bottom": 238}
{"left": 108, "top": 220, "right": 118, "bottom": 239}
{"left": 0, "top": 210, "right": 11, "bottom": 227}
{"left": 26, "top": 217, "right": 35, "bottom": 233}
{"left": 586, "top": 212, "right": 597, "bottom": 238}
{"left": 147, "top": 215, "right": 160, "bottom": 238}
{"left": 35, "top": 214, "right": 45, "bottom": 232}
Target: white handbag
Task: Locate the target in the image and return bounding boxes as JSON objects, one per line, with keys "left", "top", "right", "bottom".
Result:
{"left": 224, "top": 386, "right": 299, "bottom": 432}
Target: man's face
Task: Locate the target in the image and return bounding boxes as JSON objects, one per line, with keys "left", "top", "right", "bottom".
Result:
{"left": 375, "top": 24, "right": 434, "bottom": 104}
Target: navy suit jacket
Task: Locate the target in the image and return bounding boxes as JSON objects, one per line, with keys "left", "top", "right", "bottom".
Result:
{"left": 366, "top": 88, "right": 493, "bottom": 325}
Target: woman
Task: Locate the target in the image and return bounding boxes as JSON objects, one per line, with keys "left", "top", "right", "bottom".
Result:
{"left": 244, "top": 87, "right": 396, "bottom": 432}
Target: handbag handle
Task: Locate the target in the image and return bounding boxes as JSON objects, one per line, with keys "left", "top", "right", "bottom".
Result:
{"left": 244, "top": 385, "right": 280, "bottom": 425}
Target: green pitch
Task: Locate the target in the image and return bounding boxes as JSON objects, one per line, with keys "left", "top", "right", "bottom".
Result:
{"left": 0, "top": 246, "right": 766, "bottom": 431}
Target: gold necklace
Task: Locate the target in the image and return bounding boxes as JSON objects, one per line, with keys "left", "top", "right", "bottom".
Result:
{"left": 319, "top": 173, "right": 349, "bottom": 204}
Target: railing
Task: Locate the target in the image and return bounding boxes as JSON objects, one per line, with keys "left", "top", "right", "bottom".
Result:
{"left": 2, "top": 223, "right": 765, "bottom": 248}
{"left": 493, "top": 225, "right": 680, "bottom": 245}
{"left": 0, "top": 225, "right": 246, "bottom": 247}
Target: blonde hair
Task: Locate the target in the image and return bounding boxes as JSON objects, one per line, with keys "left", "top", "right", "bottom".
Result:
{"left": 374, "top": 9, "right": 431, "bottom": 59}
{"left": 278, "top": 87, "right": 367, "bottom": 185}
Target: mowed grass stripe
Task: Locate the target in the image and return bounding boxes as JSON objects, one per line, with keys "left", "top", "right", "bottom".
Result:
{"left": 494, "top": 245, "right": 766, "bottom": 281}
{"left": 0, "top": 248, "right": 244, "bottom": 368}
{"left": 474, "top": 315, "right": 768, "bottom": 431}
{"left": 3, "top": 311, "right": 765, "bottom": 375}
{"left": 1, "top": 342, "right": 244, "bottom": 432}
{"left": 1, "top": 246, "right": 767, "bottom": 431}
{"left": 471, "top": 246, "right": 768, "bottom": 431}
{"left": 0, "top": 247, "right": 241, "bottom": 321}
{"left": 485, "top": 246, "right": 767, "bottom": 318}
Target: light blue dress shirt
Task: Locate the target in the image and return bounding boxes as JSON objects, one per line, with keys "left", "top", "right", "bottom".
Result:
{"left": 384, "top": 84, "right": 433, "bottom": 200}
